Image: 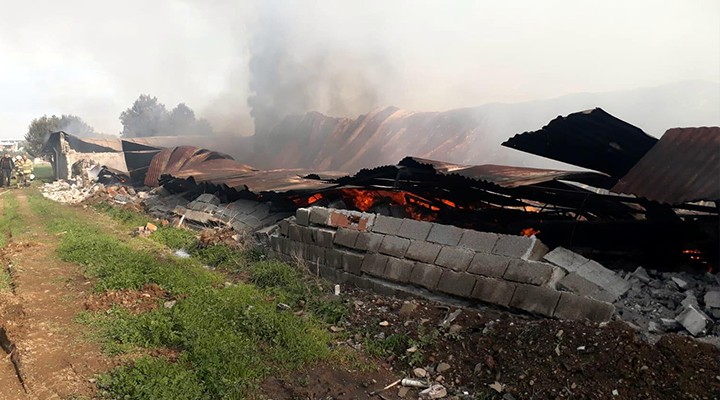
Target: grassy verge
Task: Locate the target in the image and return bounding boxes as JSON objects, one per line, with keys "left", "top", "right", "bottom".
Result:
{"left": 0, "top": 192, "right": 21, "bottom": 248}
{"left": 29, "top": 193, "right": 342, "bottom": 399}
{"left": 32, "top": 163, "right": 54, "bottom": 183}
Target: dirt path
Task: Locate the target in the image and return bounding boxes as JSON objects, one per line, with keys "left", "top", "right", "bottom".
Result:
{"left": 0, "top": 193, "right": 110, "bottom": 400}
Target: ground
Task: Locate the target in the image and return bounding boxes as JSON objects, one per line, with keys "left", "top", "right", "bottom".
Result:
{"left": 0, "top": 182, "right": 719, "bottom": 399}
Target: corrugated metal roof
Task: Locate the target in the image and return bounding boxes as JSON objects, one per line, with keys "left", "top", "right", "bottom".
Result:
{"left": 612, "top": 127, "right": 720, "bottom": 204}
{"left": 501, "top": 108, "right": 658, "bottom": 178}
{"left": 144, "top": 146, "right": 254, "bottom": 186}
{"left": 398, "top": 157, "right": 614, "bottom": 188}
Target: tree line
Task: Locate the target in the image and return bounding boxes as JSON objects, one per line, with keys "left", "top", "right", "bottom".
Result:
{"left": 23, "top": 95, "right": 214, "bottom": 156}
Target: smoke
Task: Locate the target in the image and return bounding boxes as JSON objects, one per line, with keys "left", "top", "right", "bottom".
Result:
{"left": 246, "top": 1, "right": 388, "bottom": 135}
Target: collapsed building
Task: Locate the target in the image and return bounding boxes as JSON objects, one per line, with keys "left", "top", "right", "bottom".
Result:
{"left": 42, "top": 108, "right": 720, "bottom": 334}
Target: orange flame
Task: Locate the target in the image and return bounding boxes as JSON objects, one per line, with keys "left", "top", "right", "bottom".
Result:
{"left": 520, "top": 228, "right": 541, "bottom": 237}
{"left": 337, "top": 189, "right": 453, "bottom": 221}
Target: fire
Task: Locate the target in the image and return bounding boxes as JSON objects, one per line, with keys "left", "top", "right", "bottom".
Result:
{"left": 337, "top": 189, "right": 454, "bottom": 221}
{"left": 682, "top": 249, "right": 703, "bottom": 261}
{"left": 306, "top": 193, "right": 323, "bottom": 205}
{"left": 520, "top": 227, "right": 541, "bottom": 237}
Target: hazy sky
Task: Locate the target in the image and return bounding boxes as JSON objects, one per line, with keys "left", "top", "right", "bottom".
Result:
{"left": 0, "top": 0, "right": 718, "bottom": 139}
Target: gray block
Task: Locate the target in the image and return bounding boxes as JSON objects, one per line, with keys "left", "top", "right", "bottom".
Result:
{"left": 471, "top": 277, "right": 517, "bottom": 307}
{"left": 437, "top": 270, "right": 477, "bottom": 297}
{"left": 459, "top": 230, "right": 499, "bottom": 253}
{"left": 576, "top": 260, "right": 631, "bottom": 299}
{"left": 396, "top": 219, "right": 433, "bottom": 241}
{"left": 405, "top": 240, "right": 442, "bottom": 263}
{"left": 288, "top": 224, "right": 304, "bottom": 242}
{"left": 325, "top": 248, "right": 343, "bottom": 269}
{"left": 426, "top": 223, "right": 464, "bottom": 246}
{"left": 334, "top": 228, "right": 360, "bottom": 248}
{"left": 509, "top": 284, "right": 561, "bottom": 317}
{"left": 270, "top": 235, "right": 288, "bottom": 255}
{"left": 196, "top": 193, "right": 221, "bottom": 205}
{"left": 676, "top": 305, "right": 711, "bottom": 336}
{"left": 542, "top": 247, "right": 590, "bottom": 272}
{"left": 704, "top": 291, "right": 720, "bottom": 308}
{"left": 278, "top": 219, "right": 290, "bottom": 237}
{"left": 317, "top": 264, "right": 339, "bottom": 281}
{"left": 303, "top": 244, "right": 326, "bottom": 266}
{"left": 378, "top": 235, "right": 411, "bottom": 258}
{"left": 409, "top": 263, "right": 444, "bottom": 290}
{"left": 467, "top": 253, "right": 511, "bottom": 279}
{"left": 435, "top": 246, "right": 474, "bottom": 272}
{"left": 372, "top": 215, "right": 403, "bottom": 235}
{"left": 309, "top": 207, "right": 331, "bottom": 225}
{"left": 296, "top": 208, "right": 310, "bottom": 226}
{"left": 313, "top": 228, "right": 336, "bottom": 248}
{"left": 492, "top": 235, "right": 548, "bottom": 260}
{"left": 503, "top": 259, "right": 563, "bottom": 286}
{"left": 557, "top": 273, "right": 617, "bottom": 303}
{"left": 361, "top": 253, "right": 389, "bottom": 277}
{"left": 354, "top": 232, "right": 384, "bottom": 253}
{"left": 553, "top": 292, "right": 614, "bottom": 322}
{"left": 342, "top": 252, "right": 365, "bottom": 275}
{"left": 286, "top": 241, "right": 305, "bottom": 260}
{"left": 383, "top": 257, "right": 414, "bottom": 283}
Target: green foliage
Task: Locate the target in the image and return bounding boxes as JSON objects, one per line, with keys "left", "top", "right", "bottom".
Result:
{"left": 24, "top": 114, "right": 96, "bottom": 157}
{"left": 364, "top": 333, "right": 411, "bottom": 359}
{"left": 97, "top": 357, "right": 203, "bottom": 400}
{"left": 93, "top": 202, "right": 149, "bottom": 228}
{"left": 0, "top": 194, "right": 21, "bottom": 247}
{"left": 151, "top": 227, "right": 199, "bottom": 251}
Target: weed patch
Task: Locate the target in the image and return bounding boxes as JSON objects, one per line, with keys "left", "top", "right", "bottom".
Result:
{"left": 96, "top": 356, "right": 203, "bottom": 400}
{"left": 0, "top": 194, "right": 21, "bottom": 246}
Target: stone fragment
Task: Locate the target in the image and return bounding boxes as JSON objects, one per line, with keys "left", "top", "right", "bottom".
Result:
{"left": 413, "top": 367, "right": 427, "bottom": 378}
{"left": 557, "top": 272, "right": 617, "bottom": 303}
{"left": 308, "top": 207, "right": 331, "bottom": 225}
{"left": 704, "top": 290, "right": 720, "bottom": 308}
{"left": 378, "top": 235, "right": 411, "bottom": 258}
{"left": 434, "top": 246, "right": 474, "bottom": 272}
{"left": 671, "top": 277, "right": 689, "bottom": 290}
{"left": 436, "top": 362, "right": 451, "bottom": 373}
{"left": 632, "top": 266, "right": 651, "bottom": 283}
{"left": 405, "top": 240, "right": 442, "bottom": 263}
{"left": 576, "top": 260, "right": 631, "bottom": 299}
{"left": 458, "top": 230, "right": 498, "bottom": 253}
{"left": 467, "top": 253, "right": 511, "bottom": 278}
{"left": 676, "top": 305, "right": 711, "bottom": 336}
{"left": 195, "top": 193, "right": 221, "bottom": 205}
{"left": 419, "top": 385, "right": 447, "bottom": 400}
{"left": 681, "top": 292, "right": 699, "bottom": 308}
{"left": 426, "top": 223, "right": 464, "bottom": 246}
{"left": 145, "top": 222, "right": 158, "bottom": 232}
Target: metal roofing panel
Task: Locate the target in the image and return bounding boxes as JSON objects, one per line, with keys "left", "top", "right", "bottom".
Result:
{"left": 501, "top": 108, "right": 658, "bottom": 178}
{"left": 612, "top": 127, "right": 720, "bottom": 204}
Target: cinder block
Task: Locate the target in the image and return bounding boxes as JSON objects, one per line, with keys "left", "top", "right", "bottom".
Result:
{"left": 288, "top": 224, "right": 304, "bottom": 242}
{"left": 503, "top": 259, "right": 564, "bottom": 286}
{"left": 303, "top": 244, "right": 326, "bottom": 266}
{"left": 361, "top": 253, "right": 389, "bottom": 277}
{"left": 509, "top": 284, "right": 561, "bottom": 317}
{"left": 313, "top": 228, "right": 336, "bottom": 248}
{"left": 342, "top": 252, "right": 365, "bottom": 275}
{"left": 396, "top": 219, "right": 433, "bottom": 241}
{"left": 296, "top": 208, "right": 311, "bottom": 226}
{"left": 372, "top": 215, "right": 403, "bottom": 235}
{"left": 542, "top": 247, "right": 590, "bottom": 272}
{"left": 309, "top": 207, "right": 331, "bottom": 225}
{"left": 325, "top": 248, "right": 343, "bottom": 269}
{"left": 676, "top": 305, "right": 711, "bottom": 336}
{"left": 576, "top": 260, "right": 631, "bottom": 299}
{"left": 286, "top": 240, "right": 305, "bottom": 260}
{"left": 409, "top": 263, "right": 444, "bottom": 290}
{"left": 328, "top": 209, "right": 375, "bottom": 231}
{"left": 278, "top": 219, "right": 290, "bottom": 237}
{"left": 383, "top": 257, "right": 414, "bottom": 283}
{"left": 426, "top": 223, "right": 464, "bottom": 246}
{"left": 437, "top": 270, "right": 477, "bottom": 298}
{"left": 334, "top": 228, "right": 359, "bottom": 248}
{"left": 557, "top": 273, "right": 617, "bottom": 303}
{"left": 434, "top": 246, "right": 474, "bottom": 272}
{"left": 196, "top": 193, "right": 221, "bottom": 205}
{"left": 467, "top": 253, "right": 511, "bottom": 279}
{"left": 354, "top": 232, "right": 384, "bottom": 253}
{"left": 317, "top": 264, "right": 339, "bottom": 281}
{"left": 459, "top": 230, "right": 499, "bottom": 253}
{"left": 405, "top": 240, "right": 442, "bottom": 263}
{"left": 471, "top": 277, "right": 517, "bottom": 307}
{"left": 492, "top": 235, "right": 548, "bottom": 260}
{"left": 553, "top": 292, "right": 614, "bottom": 322}
{"left": 378, "top": 236, "right": 411, "bottom": 258}
{"left": 270, "top": 235, "right": 288, "bottom": 255}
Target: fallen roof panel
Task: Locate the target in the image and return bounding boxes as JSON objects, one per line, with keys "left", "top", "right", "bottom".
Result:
{"left": 501, "top": 108, "right": 658, "bottom": 178}
{"left": 612, "top": 127, "right": 720, "bottom": 204}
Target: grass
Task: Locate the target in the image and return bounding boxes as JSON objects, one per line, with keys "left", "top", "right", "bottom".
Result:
{"left": 33, "top": 163, "right": 54, "bottom": 183}
{"left": 0, "top": 193, "right": 21, "bottom": 247}
{"left": 28, "top": 192, "right": 337, "bottom": 399}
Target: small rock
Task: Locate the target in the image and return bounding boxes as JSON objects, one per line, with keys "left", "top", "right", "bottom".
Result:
{"left": 556, "top": 329, "right": 564, "bottom": 338}
{"left": 419, "top": 384, "right": 447, "bottom": 399}
{"left": 398, "top": 386, "right": 410, "bottom": 398}
{"left": 379, "top": 320, "right": 390, "bottom": 327}
{"left": 473, "top": 363, "right": 483, "bottom": 374}
{"left": 163, "top": 300, "right": 176, "bottom": 309}
{"left": 671, "top": 277, "right": 688, "bottom": 290}
{"left": 436, "top": 362, "right": 451, "bottom": 373}
{"left": 612, "top": 389, "right": 619, "bottom": 396}
{"left": 413, "top": 367, "right": 428, "bottom": 378}
{"left": 577, "top": 346, "right": 586, "bottom": 351}
{"left": 648, "top": 321, "right": 661, "bottom": 333}
{"left": 704, "top": 291, "right": 720, "bottom": 308}
{"left": 399, "top": 302, "right": 418, "bottom": 317}
{"left": 633, "top": 267, "right": 651, "bottom": 283}
{"left": 406, "top": 346, "right": 418, "bottom": 353}
{"left": 435, "top": 375, "right": 444, "bottom": 382}
{"left": 640, "top": 365, "right": 649, "bottom": 371}
{"left": 145, "top": 222, "right": 158, "bottom": 232}
{"left": 681, "top": 292, "right": 699, "bottom": 308}
{"left": 448, "top": 324, "right": 462, "bottom": 335}
{"left": 489, "top": 381, "right": 505, "bottom": 393}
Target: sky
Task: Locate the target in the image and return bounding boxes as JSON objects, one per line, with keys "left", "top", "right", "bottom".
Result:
{"left": 0, "top": 0, "right": 718, "bottom": 139}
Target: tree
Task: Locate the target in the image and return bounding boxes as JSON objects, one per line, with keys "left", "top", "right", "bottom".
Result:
{"left": 23, "top": 114, "right": 97, "bottom": 157}
{"left": 119, "top": 95, "right": 169, "bottom": 137}
{"left": 167, "top": 103, "right": 196, "bottom": 136}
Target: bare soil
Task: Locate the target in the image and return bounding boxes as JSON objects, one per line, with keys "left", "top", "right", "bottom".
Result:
{"left": 84, "top": 283, "right": 168, "bottom": 314}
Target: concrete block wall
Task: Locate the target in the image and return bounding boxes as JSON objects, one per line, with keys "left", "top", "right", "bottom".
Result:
{"left": 269, "top": 207, "right": 615, "bottom": 322}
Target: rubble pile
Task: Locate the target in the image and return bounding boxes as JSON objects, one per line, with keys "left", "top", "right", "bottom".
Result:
{"left": 615, "top": 266, "right": 720, "bottom": 337}
{"left": 41, "top": 180, "right": 148, "bottom": 206}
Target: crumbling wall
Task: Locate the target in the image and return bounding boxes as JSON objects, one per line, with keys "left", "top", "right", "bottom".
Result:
{"left": 269, "top": 207, "right": 616, "bottom": 322}
{"left": 63, "top": 150, "right": 127, "bottom": 181}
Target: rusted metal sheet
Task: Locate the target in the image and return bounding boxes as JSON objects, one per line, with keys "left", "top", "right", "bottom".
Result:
{"left": 612, "top": 127, "right": 720, "bottom": 204}
{"left": 144, "top": 146, "right": 252, "bottom": 186}
{"left": 502, "top": 108, "right": 658, "bottom": 178}
{"left": 399, "top": 157, "right": 613, "bottom": 188}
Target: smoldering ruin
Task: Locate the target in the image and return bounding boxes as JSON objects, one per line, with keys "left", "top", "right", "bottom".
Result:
{"left": 39, "top": 105, "right": 720, "bottom": 341}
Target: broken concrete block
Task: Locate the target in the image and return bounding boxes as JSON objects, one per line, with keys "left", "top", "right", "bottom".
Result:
{"left": 471, "top": 277, "right": 517, "bottom": 307}
{"left": 660, "top": 318, "right": 682, "bottom": 332}
{"left": 437, "top": 270, "right": 476, "bottom": 297}
{"left": 405, "top": 240, "right": 442, "bottom": 264}
{"left": 309, "top": 207, "right": 331, "bottom": 225}
{"left": 334, "top": 228, "right": 359, "bottom": 248}
{"left": 328, "top": 209, "right": 375, "bottom": 231}
{"left": 434, "top": 246, "right": 474, "bottom": 272}
{"left": 458, "top": 230, "right": 498, "bottom": 253}
{"left": 409, "top": 262, "right": 444, "bottom": 290}
{"left": 254, "top": 225, "right": 277, "bottom": 244}
{"left": 492, "top": 235, "right": 548, "bottom": 260}
{"left": 196, "top": 193, "right": 221, "bottom": 205}
{"left": 383, "top": 257, "right": 415, "bottom": 283}
{"left": 372, "top": 215, "right": 403, "bottom": 235}
{"left": 396, "top": 219, "right": 433, "bottom": 241}
{"left": 295, "top": 208, "right": 311, "bottom": 226}
{"left": 509, "top": 284, "right": 561, "bottom": 317}
{"left": 681, "top": 292, "right": 699, "bottom": 309}
{"left": 378, "top": 235, "right": 411, "bottom": 258}
{"left": 576, "top": 260, "right": 631, "bottom": 299}
{"left": 426, "top": 223, "right": 464, "bottom": 246}
{"left": 287, "top": 224, "right": 304, "bottom": 242}
{"left": 503, "top": 259, "right": 564, "bottom": 287}
{"left": 553, "top": 292, "right": 614, "bottom": 322}
{"left": 671, "top": 277, "right": 689, "bottom": 290}
{"left": 704, "top": 290, "right": 720, "bottom": 308}
{"left": 361, "top": 253, "right": 389, "bottom": 277}
{"left": 342, "top": 251, "right": 365, "bottom": 275}
{"left": 632, "top": 266, "right": 651, "bottom": 283}
{"left": 557, "top": 273, "right": 617, "bottom": 303}
{"left": 313, "top": 228, "right": 336, "bottom": 248}
{"left": 278, "top": 219, "right": 290, "bottom": 237}
{"left": 467, "top": 253, "right": 511, "bottom": 279}
{"left": 676, "top": 305, "right": 711, "bottom": 336}
{"left": 145, "top": 222, "right": 158, "bottom": 232}
{"left": 542, "top": 246, "right": 589, "bottom": 272}
{"left": 354, "top": 231, "right": 384, "bottom": 253}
